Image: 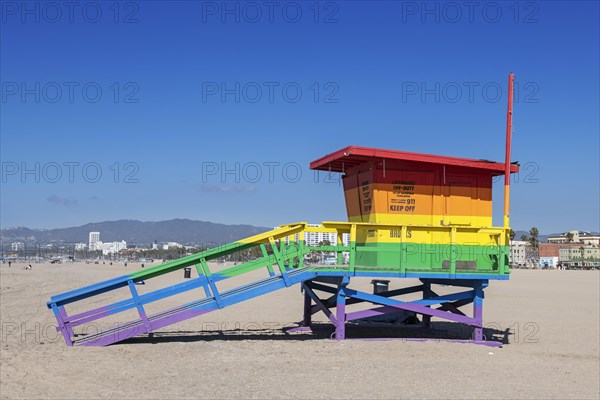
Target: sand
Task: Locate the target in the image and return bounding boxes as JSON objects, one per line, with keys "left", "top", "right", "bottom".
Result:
{"left": 1, "top": 262, "right": 599, "bottom": 399}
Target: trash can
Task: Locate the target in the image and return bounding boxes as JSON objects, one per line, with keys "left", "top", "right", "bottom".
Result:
{"left": 371, "top": 279, "right": 390, "bottom": 294}
{"left": 183, "top": 267, "right": 192, "bottom": 279}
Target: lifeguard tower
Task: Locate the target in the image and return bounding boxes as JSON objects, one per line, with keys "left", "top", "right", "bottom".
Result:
{"left": 47, "top": 74, "right": 517, "bottom": 347}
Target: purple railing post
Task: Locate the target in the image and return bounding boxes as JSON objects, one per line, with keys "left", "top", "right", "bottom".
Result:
{"left": 51, "top": 303, "right": 73, "bottom": 346}
{"left": 58, "top": 305, "right": 74, "bottom": 338}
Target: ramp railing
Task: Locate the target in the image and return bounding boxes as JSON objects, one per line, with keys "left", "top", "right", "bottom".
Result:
{"left": 48, "top": 224, "right": 314, "bottom": 346}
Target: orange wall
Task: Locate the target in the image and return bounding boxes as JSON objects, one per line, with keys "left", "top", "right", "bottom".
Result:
{"left": 342, "top": 161, "right": 495, "bottom": 227}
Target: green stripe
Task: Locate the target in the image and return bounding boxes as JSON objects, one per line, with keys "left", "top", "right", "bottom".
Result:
{"left": 354, "top": 242, "right": 509, "bottom": 273}
{"left": 128, "top": 237, "right": 509, "bottom": 282}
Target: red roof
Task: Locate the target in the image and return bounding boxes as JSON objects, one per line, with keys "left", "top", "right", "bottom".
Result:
{"left": 310, "top": 146, "right": 519, "bottom": 175}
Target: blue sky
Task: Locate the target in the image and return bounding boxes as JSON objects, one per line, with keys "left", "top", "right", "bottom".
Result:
{"left": 1, "top": 1, "right": 598, "bottom": 234}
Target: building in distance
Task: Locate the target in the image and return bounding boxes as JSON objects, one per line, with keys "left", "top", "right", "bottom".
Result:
{"left": 548, "top": 230, "right": 600, "bottom": 247}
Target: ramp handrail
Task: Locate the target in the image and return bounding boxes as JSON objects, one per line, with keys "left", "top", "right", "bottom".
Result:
{"left": 47, "top": 224, "right": 307, "bottom": 307}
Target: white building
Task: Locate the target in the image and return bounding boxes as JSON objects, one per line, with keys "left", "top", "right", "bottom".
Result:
{"left": 559, "top": 247, "right": 600, "bottom": 268}
{"left": 89, "top": 232, "right": 100, "bottom": 251}
{"left": 548, "top": 230, "right": 600, "bottom": 247}
{"left": 74, "top": 243, "right": 87, "bottom": 251}
{"left": 305, "top": 228, "right": 350, "bottom": 247}
{"left": 510, "top": 240, "right": 529, "bottom": 268}
{"left": 163, "top": 242, "right": 184, "bottom": 250}
{"left": 88, "top": 232, "right": 127, "bottom": 255}
{"left": 97, "top": 241, "right": 127, "bottom": 255}
{"left": 277, "top": 224, "right": 350, "bottom": 247}
{"left": 11, "top": 242, "right": 24, "bottom": 251}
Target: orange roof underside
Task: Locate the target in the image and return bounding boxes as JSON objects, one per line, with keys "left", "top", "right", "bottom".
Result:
{"left": 310, "top": 146, "right": 519, "bottom": 176}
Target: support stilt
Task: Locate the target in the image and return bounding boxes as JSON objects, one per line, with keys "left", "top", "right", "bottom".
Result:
{"left": 422, "top": 280, "right": 431, "bottom": 328}
{"left": 473, "top": 282, "right": 484, "bottom": 342}
{"left": 335, "top": 278, "right": 349, "bottom": 340}
{"left": 302, "top": 283, "right": 312, "bottom": 327}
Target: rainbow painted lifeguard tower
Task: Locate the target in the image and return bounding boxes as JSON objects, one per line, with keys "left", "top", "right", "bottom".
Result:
{"left": 48, "top": 74, "right": 518, "bottom": 347}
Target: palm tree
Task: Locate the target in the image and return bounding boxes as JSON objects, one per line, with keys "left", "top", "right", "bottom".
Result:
{"left": 528, "top": 227, "right": 540, "bottom": 249}
{"left": 565, "top": 232, "right": 574, "bottom": 243}
{"left": 521, "top": 227, "right": 540, "bottom": 267}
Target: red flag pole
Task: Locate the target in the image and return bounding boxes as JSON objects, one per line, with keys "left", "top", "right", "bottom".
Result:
{"left": 503, "top": 73, "right": 515, "bottom": 229}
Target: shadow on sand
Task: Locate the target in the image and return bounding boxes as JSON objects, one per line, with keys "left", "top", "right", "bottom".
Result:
{"left": 118, "top": 321, "right": 511, "bottom": 345}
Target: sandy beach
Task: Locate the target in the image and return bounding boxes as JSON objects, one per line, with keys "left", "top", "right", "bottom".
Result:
{"left": 1, "top": 262, "right": 598, "bottom": 399}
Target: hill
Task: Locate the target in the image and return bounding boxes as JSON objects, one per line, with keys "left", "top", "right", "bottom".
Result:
{"left": 0, "top": 219, "right": 270, "bottom": 246}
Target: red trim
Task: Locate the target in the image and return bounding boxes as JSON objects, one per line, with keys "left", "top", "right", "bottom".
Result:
{"left": 310, "top": 146, "right": 519, "bottom": 175}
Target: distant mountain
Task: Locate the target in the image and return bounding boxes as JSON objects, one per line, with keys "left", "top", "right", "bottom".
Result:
{"left": 0, "top": 219, "right": 270, "bottom": 246}
{"left": 514, "top": 230, "right": 549, "bottom": 242}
